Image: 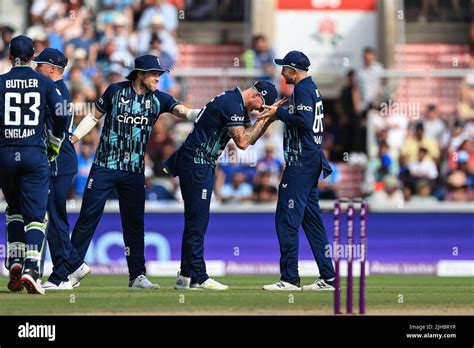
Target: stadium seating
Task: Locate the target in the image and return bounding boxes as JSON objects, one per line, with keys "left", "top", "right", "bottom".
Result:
{"left": 393, "top": 44, "right": 470, "bottom": 115}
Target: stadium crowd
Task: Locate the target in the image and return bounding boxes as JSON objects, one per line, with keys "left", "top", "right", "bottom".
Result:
{"left": 0, "top": 0, "right": 472, "bottom": 204}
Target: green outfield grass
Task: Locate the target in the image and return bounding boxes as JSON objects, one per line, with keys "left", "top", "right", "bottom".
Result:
{"left": 0, "top": 275, "right": 472, "bottom": 315}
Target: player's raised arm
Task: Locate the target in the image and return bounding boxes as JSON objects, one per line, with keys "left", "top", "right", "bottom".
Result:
{"left": 245, "top": 97, "right": 288, "bottom": 144}
{"left": 264, "top": 88, "right": 316, "bottom": 131}
{"left": 70, "top": 107, "right": 103, "bottom": 144}
{"left": 170, "top": 104, "right": 202, "bottom": 122}
{"left": 228, "top": 117, "right": 269, "bottom": 150}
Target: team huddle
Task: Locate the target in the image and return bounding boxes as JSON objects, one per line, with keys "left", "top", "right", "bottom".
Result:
{"left": 1, "top": 35, "right": 336, "bottom": 294}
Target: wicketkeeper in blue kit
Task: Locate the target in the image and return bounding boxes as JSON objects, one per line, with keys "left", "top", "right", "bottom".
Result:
{"left": 262, "top": 51, "right": 336, "bottom": 291}
{"left": 33, "top": 48, "right": 78, "bottom": 291}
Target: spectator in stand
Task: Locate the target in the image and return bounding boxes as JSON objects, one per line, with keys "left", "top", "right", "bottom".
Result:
{"left": 383, "top": 100, "right": 409, "bottom": 161}
{"left": 357, "top": 47, "right": 383, "bottom": 112}
{"left": 66, "top": 64, "right": 97, "bottom": 101}
{"left": 453, "top": 150, "right": 474, "bottom": 189}
{"left": 220, "top": 172, "right": 253, "bottom": 204}
{"left": 0, "top": 26, "right": 13, "bottom": 73}
{"left": 43, "top": 18, "right": 64, "bottom": 51}
{"left": 138, "top": 0, "right": 178, "bottom": 34}
{"left": 255, "top": 143, "right": 283, "bottom": 186}
{"left": 340, "top": 70, "right": 362, "bottom": 153}
{"left": 458, "top": 70, "right": 474, "bottom": 121}
{"left": 401, "top": 122, "right": 440, "bottom": 163}
{"left": 147, "top": 119, "right": 175, "bottom": 173}
{"left": 369, "top": 175, "right": 404, "bottom": 205}
{"left": 65, "top": 19, "right": 100, "bottom": 67}
{"left": 448, "top": 139, "right": 474, "bottom": 171}
{"left": 70, "top": 47, "right": 97, "bottom": 81}
{"left": 108, "top": 63, "right": 129, "bottom": 83}
{"left": 0, "top": 25, "right": 14, "bottom": 59}
{"left": 368, "top": 141, "right": 396, "bottom": 184}
{"left": 32, "top": 31, "right": 50, "bottom": 55}
{"left": 243, "top": 35, "right": 276, "bottom": 83}
{"left": 148, "top": 34, "right": 174, "bottom": 70}
{"left": 408, "top": 147, "right": 439, "bottom": 181}
{"left": 145, "top": 153, "right": 175, "bottom": 200}
{"left": 410, "top": 179, "right": 438, "bottom": 203}
{"left": 74, "top": 136, "right": 95, "bottom": 198}
{"left": 138, "top": 15, "right": 179, "bottom": 62}
{"left": 253, "top": 171, "right": 278, "bottom": 203}
{"left": 445, "top": 171, "right": 471, "bottom": 201}
{"left": 104, "top": 14, "right": 137, "bottom": 58}
{"left": 423, "top": 104, "right": 445, "bottom": 145}
{"left": 153, "top": 141, "right": 176, "bottom": 177}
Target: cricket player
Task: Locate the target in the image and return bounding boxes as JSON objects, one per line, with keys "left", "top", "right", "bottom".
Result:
{"left": 0, "top": 35, "right": 66, "bottom": 294}
{"left": 262, "top": 51, "right": 336, "bottom": 291}
{"left": 33, "top": 48, "right": 77, "bottom": 290}
{"left": 165, "top": 81, "right": 280, "bottom": 290}
{"left": 67, "top": 55, "right": 201, "bottom": 289}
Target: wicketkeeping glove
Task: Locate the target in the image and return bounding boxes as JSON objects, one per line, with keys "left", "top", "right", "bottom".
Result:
{"left": 47, "top": 130, "right": 64, "bottom": 162}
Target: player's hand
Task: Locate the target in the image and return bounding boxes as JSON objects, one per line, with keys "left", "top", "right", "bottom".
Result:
{"left": 263, "top": 105, "right": 277, "bottom": 116}
{"left": 274, "top": 97, "right": 289, "bottom": 107}
{"left": 47, "top": 130, "right": 64, "bottom": 162}
{"left": 71, "top": 134, "right": 79, "bottom": 144}
{"left": 263, "top": 98, "right": 288, "bottom": 118}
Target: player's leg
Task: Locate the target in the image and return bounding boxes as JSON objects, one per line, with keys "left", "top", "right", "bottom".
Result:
{"left": 43, "top": 174, "right": 75, "bottom": 290}
{"left": 116, "top": 171, "right": 158, "bottom": 289}
{"left": 179, "top": 164, "right": 227, "bottom": 290}
{"left": 69, "top": 164, "right": 114, "bottom": 282}
{"left": 263, "top": 166, "right": 311, "bottom": 290}
{"left": 18, "top": 148, "right": 50, "bottom": 294}
{"left": 5, "top": 205, "right": 25, "bottom": 292}
{"left": 0, "top": 148, "right": 25, "bottom": 291}
{"left": 301, "top": 186, "right": 336, "bottom": 291}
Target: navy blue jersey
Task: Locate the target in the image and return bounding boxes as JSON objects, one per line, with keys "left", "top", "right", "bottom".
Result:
{"left": 0, "top": 66, "right": 64, "bottom": 149}
{"left": 276, "top": 76, "right": 324, "bottom": 165}
{"left": 95, "top": 81, "right": 180, "bottom": 173}
{"left": 182, "top": 87, "right": 250, "bottom": 167}
{"left": 46, "top": 79, "right": 77, "bottom": 176}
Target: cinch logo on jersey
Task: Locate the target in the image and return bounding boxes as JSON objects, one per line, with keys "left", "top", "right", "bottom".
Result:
{"left": 297, "top": 104, "right": 313, "bottom": 112}
{"left": 230, "top": 114, "right": 245, "bottom": 122}
{"left": 117, "top": 113, "right": 148, "bottom": 125}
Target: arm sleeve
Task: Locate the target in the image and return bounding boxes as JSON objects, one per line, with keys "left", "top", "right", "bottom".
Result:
{"left": 157, "top": 91, "right": 181, "bottom": 114}
{"left": 95, "top": 84, "right": 117, "bottom": 114}
{"left": 276, "top": 87, "right": 315, "bottom": 131}
{"left": 46, "top": 80, "right": 66, "bottom": 139}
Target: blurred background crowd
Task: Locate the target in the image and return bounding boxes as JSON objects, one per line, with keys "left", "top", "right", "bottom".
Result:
{"left": 0, "top": 0, "right": 473, "bottom": 204}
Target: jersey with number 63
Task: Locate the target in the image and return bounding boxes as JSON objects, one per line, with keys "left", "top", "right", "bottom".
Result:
{"left": 0, "top": 66, "right": 64, "bottom": 149}
{"left": 276, "top": 76, "right": 324, "bottom": 166}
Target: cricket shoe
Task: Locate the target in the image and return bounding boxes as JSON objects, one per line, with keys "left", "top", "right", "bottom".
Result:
{"left": 42, "top": 280, "right": 73, "bottom": 291}
{"left": 190, "top": 278, "right": 229, "bottom": 290}
{"left": 129, "top": 275, "right": 160, "bottom": 289}
{"left": 68, "top": 263, "right": 91, "bottom": 288}
{"left": 7, "top": 261, "right": 23, "bottom": 292}
{"left": 302, "top": 278, "right": 336, "bottom": 291}
{"left": 20, "top": 267, "right": 45, "bottom": 295}
{"left": 174, "top": 272, "right": 191, "bottom": 290}
{"left": 262, "top": 280, "right": 301, "bottom": 291}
